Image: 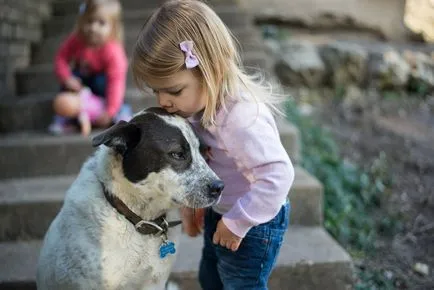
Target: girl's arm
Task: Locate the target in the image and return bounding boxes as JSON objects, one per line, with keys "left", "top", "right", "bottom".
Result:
{"left": 103, "top": 43, "right": 128, "bottom": 118}
{"left": 219, "top": 103, "right": 295, "bottom": 238}
{"left": 54, "top": 34, "right": 78, "bottom": 84}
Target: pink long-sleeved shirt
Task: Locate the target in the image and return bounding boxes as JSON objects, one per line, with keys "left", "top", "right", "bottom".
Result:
{"left": 54, "top": 33, "right": 128, "bottom": 117}
{"left": 189, "top": 101, "right": 295, "bottom": 238}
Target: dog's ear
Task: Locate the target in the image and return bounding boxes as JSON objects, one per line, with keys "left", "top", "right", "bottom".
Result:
{"left": 92, "top": 121, "right": 141, "bottom": 154}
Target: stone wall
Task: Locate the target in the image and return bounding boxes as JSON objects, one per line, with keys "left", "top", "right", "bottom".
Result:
{"left": 0, "top": 0, "right": 51, "bottom": 99}
{"left": 239, "top": 0, "right": 411, "bottom": 41}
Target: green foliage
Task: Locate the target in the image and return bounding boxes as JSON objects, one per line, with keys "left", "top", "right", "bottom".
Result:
{"left": 285, "top": 99, "right": 404, "bottom": 288}
{"left": 407, "top": 77, "right": 431, "bottom": 97}
{"left": 382, "top": 90, "right": 402, "bottom": 100}
{"left": 285, "top": 99, "right": 400, "bottom": 250}
{"left": 355, "top": 266, "right": 401, "bottom": 290}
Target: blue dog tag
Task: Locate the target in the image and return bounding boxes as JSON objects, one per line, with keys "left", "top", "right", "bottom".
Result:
{"left": 159, "top": 241, "right": 176, "bottom": 259}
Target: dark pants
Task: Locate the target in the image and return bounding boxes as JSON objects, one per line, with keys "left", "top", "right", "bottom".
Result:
{"left": 199, "top": 201, "right": 290, "bottom": 290}
{"left": 61, "top": 70, "right": 106, "bottom": 98}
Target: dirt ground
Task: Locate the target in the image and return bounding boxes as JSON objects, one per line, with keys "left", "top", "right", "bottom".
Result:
{"left": 301, "top": 90, "right": 434, "bottom": 289}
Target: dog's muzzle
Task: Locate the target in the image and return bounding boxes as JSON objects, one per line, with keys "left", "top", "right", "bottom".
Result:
{"left": 208, "top": 180, "right": 224, "bottom": 198}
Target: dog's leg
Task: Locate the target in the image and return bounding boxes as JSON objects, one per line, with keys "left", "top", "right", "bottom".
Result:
{"left": 165, "top": 280, "right": 180, "bottom": 290}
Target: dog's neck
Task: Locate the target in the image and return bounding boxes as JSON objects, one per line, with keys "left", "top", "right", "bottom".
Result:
{"left": 95, "top": 147, "right": 176, "bottom": 221}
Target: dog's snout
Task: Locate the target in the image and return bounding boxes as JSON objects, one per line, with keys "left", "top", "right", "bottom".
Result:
{"left": 208, "top": 180, "right": 224, "bottom": 197}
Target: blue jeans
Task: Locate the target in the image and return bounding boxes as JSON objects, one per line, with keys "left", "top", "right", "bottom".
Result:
{"left": 60, "top": 70, "right": 106, "bottom": 97}
{"left": 199, "top": 201, "right": 290, "bottom": 290}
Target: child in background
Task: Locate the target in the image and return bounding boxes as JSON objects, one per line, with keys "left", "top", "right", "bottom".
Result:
{"left": 49, "top": 0, "right": 130, "bottom": 136}
{"left": 132, "top": 1, "right": 294, "bottom": 289}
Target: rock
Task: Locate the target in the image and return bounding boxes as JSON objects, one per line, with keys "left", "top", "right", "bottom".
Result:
{"left": 239, "top": 0, "right": 408, "bottom": 41}
{"left": 263, "top": 39, "right": 281, "bottom": 56}
{"left": 426, "top": 95, "right": 434, "bottom": 112}
{"left": 384, "top": 270, "right": 394, "bottom": 280}
{"left": 368, "top": 50, "right": 411, "bottom": 89}
{"left": 341, "top": 85, "right": 366, "bottom": 120}
{"left": 339, "top": 86, "right": 380, "bottom": 122}
{"left": 404, "top": 0, "right": 434, "bottom": 42}
{"left": 320, "top": 42, "right": 369, "bottom": 87}
{"left": 275, "top": 40, "right": 326, "bottom": 88}
{"left": 298, "top": 103, "right": 315, "bottom": 116}
{"left": 413, "top": 262, "right": 430, "bottom": 276}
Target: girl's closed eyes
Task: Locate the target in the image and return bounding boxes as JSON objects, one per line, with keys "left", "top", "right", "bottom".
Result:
{"left": 169, "top": 89, "right": 183, "bottom": 96}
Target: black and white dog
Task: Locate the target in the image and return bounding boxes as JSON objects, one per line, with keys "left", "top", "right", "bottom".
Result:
{"left": 36, "top": 107, "right": 223, "bottom": 290}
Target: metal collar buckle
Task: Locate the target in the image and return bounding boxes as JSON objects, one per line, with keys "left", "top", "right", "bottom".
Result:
{"left": 135, "top": 218, "right": 169, "bottom": 236}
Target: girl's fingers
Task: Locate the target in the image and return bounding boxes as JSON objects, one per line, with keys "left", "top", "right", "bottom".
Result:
{"left": 230, "top": 241, "right": 240, "bottom": 252}
{"left": 212, "top": 232, "right": 220, "bottom": 245}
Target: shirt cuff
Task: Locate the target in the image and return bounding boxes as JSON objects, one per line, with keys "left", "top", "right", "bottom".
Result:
{"left": 222, "top": 200, "right": 257, "bottom": 238}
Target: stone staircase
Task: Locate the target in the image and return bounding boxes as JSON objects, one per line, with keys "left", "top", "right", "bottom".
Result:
{"left": 0, "top": 0, "right": 354, "bottom": 289}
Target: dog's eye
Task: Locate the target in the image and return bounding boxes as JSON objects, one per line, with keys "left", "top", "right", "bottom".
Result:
{"left": 170, "top": 152, "right": 185, "bottom": 160}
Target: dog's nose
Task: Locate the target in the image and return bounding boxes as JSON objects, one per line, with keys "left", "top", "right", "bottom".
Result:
{"left": 208, "top": 180, "right": 224, "bottom": 197}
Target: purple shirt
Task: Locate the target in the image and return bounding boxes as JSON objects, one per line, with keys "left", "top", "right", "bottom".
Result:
{"left": 189, "top": 101, "right": 294, "bottom": 238}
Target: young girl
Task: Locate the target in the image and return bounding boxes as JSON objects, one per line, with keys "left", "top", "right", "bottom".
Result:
{"left": 133, "top": 0, "right": 294, "bottom": 288}
{"left": 49, "top": 0, "right": 130, "bottom": 136}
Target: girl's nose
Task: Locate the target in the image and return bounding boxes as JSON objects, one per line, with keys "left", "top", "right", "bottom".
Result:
{"left": 90, "top": 21, "right": 99, "bottom": 32}
{"left": 158, "top": 93, "right": 173, "bottom": 110}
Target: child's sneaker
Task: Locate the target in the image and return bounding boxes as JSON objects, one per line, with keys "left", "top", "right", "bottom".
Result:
{"left": 48, "top": 116, "right": 76, "bottom": 135}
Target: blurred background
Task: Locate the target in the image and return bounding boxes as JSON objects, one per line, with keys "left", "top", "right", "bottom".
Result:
{"left": 0, "top": 0, "right": 433, "bottom": 289}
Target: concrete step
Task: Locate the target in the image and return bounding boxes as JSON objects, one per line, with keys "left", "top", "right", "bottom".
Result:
{"left": 16, "top": 50, "right": 272, "bottom": 95}
{"left": 43, "top": 7, "right": 252, "bottom": 38}
{"left": 32, "top": 27, "right": 264, "bottom": 65}
{"left": 0, "top": 166, "right": 319, "bottom": 242}
{"left": 0, "top": 117, "right": 298, "bottom": 179}
{"left": 0, "top": 227, "right": 353, "bottom": 290}
{"left": 51, "top": 0, "right": 241, "bottom": 17}
{"left": 0, "top": 89, "right": 157, "bottom": 133}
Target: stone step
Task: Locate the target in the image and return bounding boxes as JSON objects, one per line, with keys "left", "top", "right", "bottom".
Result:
{"left": 0, "top": 166, "right": 319, "bottom": 242}
{"left": 51, "top": 0, "right": 240, "bottom": 17}
{"left": 0, "top": 118, "right": 299, "bottom": 179}
{"left": 32, "top": 27, "right": 264, "bottom": 65}
{"left": 43, "top": 7, "right": 253, "bottom": 39}
{"left": 0, "top": 227, "right": 353, "bottom": 290}
{"left": 16, "top": 50, "right": 271, "bottom": 95}
{"left": 0, "top": 89, "right": 156, "bottom": 133}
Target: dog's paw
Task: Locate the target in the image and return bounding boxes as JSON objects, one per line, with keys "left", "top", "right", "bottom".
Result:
{"left": 166, "top": 281, "right": 180, "bottom": 290}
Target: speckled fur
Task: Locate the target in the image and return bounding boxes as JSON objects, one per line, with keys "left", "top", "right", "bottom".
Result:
{"left": 36, "top": 110, "right": 220, "bottom": 290}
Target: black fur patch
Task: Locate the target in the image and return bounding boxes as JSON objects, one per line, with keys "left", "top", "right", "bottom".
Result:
{"left": 92, "top": 108, "right": 195, "bottom": 183}
{"left": 122, "top": 113, "right": 193, "bottom": 183}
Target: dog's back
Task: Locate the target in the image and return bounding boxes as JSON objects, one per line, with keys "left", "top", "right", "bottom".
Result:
{"left": 37, "top": 157, "right": 182, "bottom": 289}
{"left": 37, "top": 160, "right": 110, "bottom": 289}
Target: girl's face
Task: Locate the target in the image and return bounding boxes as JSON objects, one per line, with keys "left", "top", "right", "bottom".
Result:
{"left": 146, "top": 69, "right": 207, "bottom": 118}
{"left": 82, "top": 7, "right": 113, "bottom": 46}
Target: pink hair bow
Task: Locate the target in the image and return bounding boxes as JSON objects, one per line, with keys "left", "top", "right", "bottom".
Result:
{"left": 179, "top": 41, "right": 199, "bottom": 69}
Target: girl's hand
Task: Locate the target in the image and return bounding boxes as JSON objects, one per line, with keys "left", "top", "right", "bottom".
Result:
{"left": 181, "top": 207, "right": 205, "bottom": 237}
{"left": 64, "top": 76, "right": 82, "bottom": 92}
{"left": 213, "top": 219, "right": 242, "bottom": 252}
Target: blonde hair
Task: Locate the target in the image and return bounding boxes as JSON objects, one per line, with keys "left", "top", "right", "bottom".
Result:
{"left": 75, "top": 0, "right": 124, "bottom": 43}
{"left": 133, "top": 0, "right": 283, "bottom": 127}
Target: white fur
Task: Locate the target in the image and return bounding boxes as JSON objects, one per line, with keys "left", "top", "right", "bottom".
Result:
{"left": 36, "top": 112, "right": 220, "bottom": 290}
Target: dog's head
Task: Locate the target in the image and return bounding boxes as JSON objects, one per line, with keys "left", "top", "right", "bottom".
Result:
{"left": 92, "top": 107, "right": 223, "bottom": 208}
